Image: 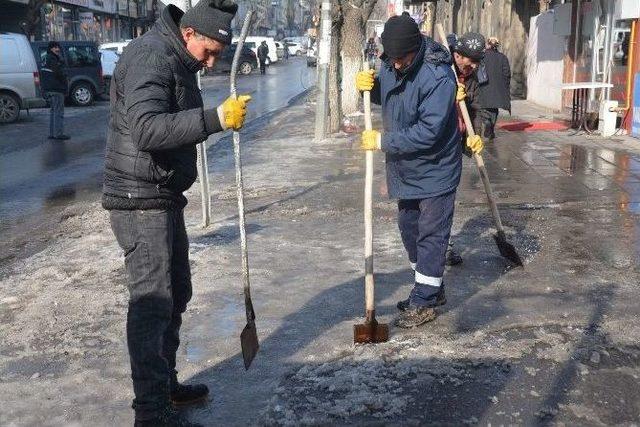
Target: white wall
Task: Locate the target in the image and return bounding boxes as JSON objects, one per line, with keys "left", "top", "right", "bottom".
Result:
{"left": 526, "top": 11, "right": 566, "bottom": 111}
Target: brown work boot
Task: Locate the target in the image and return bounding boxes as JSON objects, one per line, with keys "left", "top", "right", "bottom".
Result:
{"left": 395, "top": 306, "right": 437, "bottom": 329}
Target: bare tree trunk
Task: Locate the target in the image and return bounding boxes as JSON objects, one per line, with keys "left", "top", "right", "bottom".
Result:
{"left": 339, "top": 6, "right": 365, "bottom": 116}
{"left": 327, "top": 0, "right": 343, "bottom": 132}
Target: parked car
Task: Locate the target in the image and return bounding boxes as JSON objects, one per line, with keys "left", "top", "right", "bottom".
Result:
{"left": 100, "top": 49, "right": 119, "bottom": 95}
{"left": 99, "top": 40, "right": 131, "bottom": 55}
{"left": 274, "top": 41, "right": 286, "bottom": 60}
{"left": 202, "top": 43, "right": 257, "bottom": 75}
{"left": 31, "top": 40, "right": 104, "bottom": 106}
{"left": 285, "top": 41, "right": 305, "bottom": 56}
{"left": 0, "top": 32, "right": 46, "bottom": 123}
{"left": 234, "top": 36, "right": 278, "bottom": 64}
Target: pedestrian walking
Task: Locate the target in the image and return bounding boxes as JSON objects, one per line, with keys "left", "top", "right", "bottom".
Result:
{"left": 257, "top": 40, "right": 269, "bottom": 74}
{"left": 355, "top": 15, "right": 482, "bottom": 329}
{"left": 102, "top": 1, "right": 251, "bottom": 426}
{"left": 478, "top": 36, "right": 511, "bottom": 142}
{"left": 41, "top": 41, "right": 69, "bottom": 140}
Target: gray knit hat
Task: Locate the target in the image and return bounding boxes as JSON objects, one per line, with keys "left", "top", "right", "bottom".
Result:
{"left": 180, "top": 0, "right": 238, "bottom": 45}
{"left": 454, "top": 32, "right": 486, "bottom": 61}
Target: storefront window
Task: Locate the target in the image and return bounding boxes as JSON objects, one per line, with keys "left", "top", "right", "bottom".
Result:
{"left": 43, "top": 4, "right": 76, "bottom": 41}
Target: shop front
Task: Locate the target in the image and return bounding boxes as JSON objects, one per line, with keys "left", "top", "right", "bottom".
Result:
{"left": 41, "top": 0, "right": 117, "bottom": 43}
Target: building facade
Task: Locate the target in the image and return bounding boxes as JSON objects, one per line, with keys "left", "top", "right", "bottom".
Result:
{"left": 0, "top": 0, "right": 159, "bottom": 43}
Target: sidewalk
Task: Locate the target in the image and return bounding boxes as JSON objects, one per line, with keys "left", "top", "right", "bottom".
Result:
{"left": 1, "top": 94, "right": 639, "bottom": 426}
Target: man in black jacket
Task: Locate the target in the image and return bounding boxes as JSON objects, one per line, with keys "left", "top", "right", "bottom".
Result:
{"left": 479, "top": 36, "right": 511, "bottom": 142}
{"left": 257, "top": 40, "right": 269, "bottom": 74}
{"left": 41, "top": 41, "right": 69, "bottom": 140}
{"left": 102, "top": 1, "right": 250, "bottom": 425}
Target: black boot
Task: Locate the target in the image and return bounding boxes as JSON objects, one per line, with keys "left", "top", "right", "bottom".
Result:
{"left": 397, "top": 286, "right": 446, "bottom": 311}
{"left": 170, "top": 383, "right": 209, "bottom": 406}
{"left": 134, "top": 405, "right": 203, "bottom": 427}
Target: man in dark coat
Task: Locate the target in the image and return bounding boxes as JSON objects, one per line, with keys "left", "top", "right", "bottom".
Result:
{"left": 41, "top": 41, "right": 69, "bottom": 140}
{"left": 257, "top": 40, "right": 269, "bottom": 74}
{"left": 102, "top": 1, "right": 251, "bottom": 425}
{"left": 443, "top": 32, "right": 486, "bottom": 267}
{"left": 479, "top": 36, "right": 511, "bottom": 142}
{"left": 355, "top": 15, "right": 482, "bottom": 328}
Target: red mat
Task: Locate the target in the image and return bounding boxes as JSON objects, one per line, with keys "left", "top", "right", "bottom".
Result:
{"left": 497, "top": 120, "right": 570, "bottom": 132}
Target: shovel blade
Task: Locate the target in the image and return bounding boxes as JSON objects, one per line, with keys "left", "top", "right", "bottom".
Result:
{"left": 354, "top": 321, "right": 389, "bottom": 344}
{"left": 240, "top": 321, "right": 259, "bottom": 370}
{"left": 493, "top": 233, "right": 523, "bottom": 267}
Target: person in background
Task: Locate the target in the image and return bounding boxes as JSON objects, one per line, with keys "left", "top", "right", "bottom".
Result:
{"left": 444, "top": 32, "right": 487, "bottom": 266}
{"left": 41, "top": 41, "right": 70, "bottom": 140}
{"left": 478, "top": 36, "right": 511, "bottom": 143}
{"left": 257, "top": 40, "right": 269, "bottom": 74}
{"left": 365, "top": 35, "right": 378, "bottom": 68}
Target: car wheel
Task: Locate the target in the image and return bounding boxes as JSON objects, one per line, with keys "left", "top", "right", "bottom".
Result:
{"left": 71, "top": 82, "right": 95, "bottom": 106}
{"left": 0, "top": 93, "right": 20, "bottom": 124}
{"left": 239, "top": 61, "right": 253, "bottom": 75}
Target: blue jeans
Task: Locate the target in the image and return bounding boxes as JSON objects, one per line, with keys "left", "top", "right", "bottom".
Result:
{"left": 109, "top": 208, "right": 192, "bottom": 420}
{"left": 397, "top": 191, "right": 456, "bottom": 307}
{"left": 44, "top": 92, "right": 65, "bottom": 137}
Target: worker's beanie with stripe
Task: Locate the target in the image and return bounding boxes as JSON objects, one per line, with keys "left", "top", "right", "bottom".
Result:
{"left": 181, "top": 0, "right": 238, "bottom": 45}
{"left": 381, "top": 14, "right": 422, "bottom": 58}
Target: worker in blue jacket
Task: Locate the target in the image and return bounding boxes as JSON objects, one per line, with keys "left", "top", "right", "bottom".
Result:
{"left": 355, "top": 15, "right": 483, "bottom": 328}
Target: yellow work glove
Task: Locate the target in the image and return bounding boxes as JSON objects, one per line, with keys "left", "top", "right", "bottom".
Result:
{"left": 456, "top": 83, "right": 466, "bottom": 102}
{"left": 217, "top": 95, "right": 252, "bottom": 130}
{"left": 466, "top": 134, "right": 484, "bottom": 154}
{"left": 361, "top": 130, "right": 381, "bottom": 150}
{"left": 355, "top": 70, "right": 375, "bottom": 92}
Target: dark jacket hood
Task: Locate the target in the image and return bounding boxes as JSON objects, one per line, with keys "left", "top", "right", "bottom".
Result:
{"left": 155, "top": 4, "right": 203, "bottom": 73}
{"left": 381, "top": 36, "right": 452, "bottom": 77}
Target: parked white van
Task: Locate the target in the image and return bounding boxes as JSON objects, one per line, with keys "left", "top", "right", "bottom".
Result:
{"left": 233, "top": 36, "right": 278, "bottom": 64}
{"left": 0, "top": 32, "right": 46, "bottom": 123}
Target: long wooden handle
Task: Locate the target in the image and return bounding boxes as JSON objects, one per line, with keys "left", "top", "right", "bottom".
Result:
{"left": 231, "top": 10, "right": 254, "bottom": 323}
{"left": 435, "top": 24, "right": 506, "bottom": 236}
{"left": 363, "top": 61, "right": 375, "bottom": 317}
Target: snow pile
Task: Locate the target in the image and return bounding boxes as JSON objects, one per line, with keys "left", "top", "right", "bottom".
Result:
{"left": 261, "top": 336, "right": 503, "bottom": 426}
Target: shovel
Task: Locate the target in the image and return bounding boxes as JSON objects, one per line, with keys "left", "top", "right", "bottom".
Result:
{"left": 435, "top": 24, "right": 523, "bottom": 267}
{"left": 230, "top": 9, "right": 259, "bottom": 370}
{"left": 354, "top": 61, "right": 389, "bottom": 344}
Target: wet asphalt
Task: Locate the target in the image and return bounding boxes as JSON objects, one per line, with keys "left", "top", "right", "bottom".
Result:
{"left": 0, "top": 57, "right": 313, "bottom": 244}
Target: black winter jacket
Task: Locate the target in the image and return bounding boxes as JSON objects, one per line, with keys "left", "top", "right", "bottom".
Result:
{"left": 41, "top": 51, "right": 68, "bottom": 94}
{"left": 479, "top": 48, "right": 511, "bottom": 112}
{"left": 102, "top": 5, "right": 223, "bottom": 210}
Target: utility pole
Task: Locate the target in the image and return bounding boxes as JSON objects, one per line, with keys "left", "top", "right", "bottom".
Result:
{"left": 314, "top": 0, "right": 331, "bottom": 143}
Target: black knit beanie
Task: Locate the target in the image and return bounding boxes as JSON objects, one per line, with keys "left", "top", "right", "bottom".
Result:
{"left": 180, "top": 0, "right": 238, "bottom": 45}
{"left": 381, "top": 15, "right": 422, "bottom": 58}
{"left": 454, "top": 32, "right": 486, "bottom": 62}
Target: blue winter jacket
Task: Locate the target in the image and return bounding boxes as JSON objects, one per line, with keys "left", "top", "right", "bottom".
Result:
{"left": 371, "top": 36, "right": 462, "bottom": 200}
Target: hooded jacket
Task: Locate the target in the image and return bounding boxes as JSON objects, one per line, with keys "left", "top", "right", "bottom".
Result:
{"left": 371, "top": 36, "right": 461, "bottom": 199}
{"left": 102, "top": 5, "right": 223, "bottom": 210}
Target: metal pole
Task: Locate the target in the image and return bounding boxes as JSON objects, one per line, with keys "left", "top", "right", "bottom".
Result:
{"left": 314, "top": 0, "right": 331, "bottom": 143}
{"left": 186, "top": 0, "right": 211, "bottom": 227}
